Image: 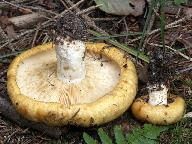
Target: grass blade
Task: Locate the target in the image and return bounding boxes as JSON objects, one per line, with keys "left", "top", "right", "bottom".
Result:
{"left": 89, "top": 29, "right": 149, "bottom": 63}
{"left": 160, "top": 0, "right": 166, "bottom": 54}
{"left": 89, "top": 32, "right": 142, "bottom": 40}
{"left": 137, "top": 0, "right": 157, "bottom": 52}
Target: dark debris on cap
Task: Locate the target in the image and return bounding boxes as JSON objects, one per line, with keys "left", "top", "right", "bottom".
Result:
{"left": 50, "top": 12, "right": 89, "bottom": 41}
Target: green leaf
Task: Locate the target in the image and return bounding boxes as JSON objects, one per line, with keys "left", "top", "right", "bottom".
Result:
{"left": 142, "top": 124, "right": 168, "bottom": 139}
{"left": 83, "top": 132, "right": 98, "bottom": 144}
{"left": 114, "top": 126, "right": 126, "bottom": 144}
{"left": 98, "top": 128, "right": 113, "bottom": 144}
{"left": 126, "top": 124, "right": 168, "bottom": 144}
{"left": 174, "top": 0, "right": 188, "bottom": 5}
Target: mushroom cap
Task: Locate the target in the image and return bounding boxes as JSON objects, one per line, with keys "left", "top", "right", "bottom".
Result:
{"left": 7, "top": 43, "right": 138, "bottom": 126}
{"left": 131, "top": 94, "right": 185, "bottom": 125}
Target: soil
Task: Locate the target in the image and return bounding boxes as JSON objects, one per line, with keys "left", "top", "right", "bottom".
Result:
{"left": 0, "top": 0, "right": 191, "bottom": 143}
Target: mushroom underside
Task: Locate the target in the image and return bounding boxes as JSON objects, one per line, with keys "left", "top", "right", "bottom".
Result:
{"left": 16, "top": 49, "right": 120, "bottom": 106}
{"left": 7, "top": 43, "right": 138, "bottom": 126}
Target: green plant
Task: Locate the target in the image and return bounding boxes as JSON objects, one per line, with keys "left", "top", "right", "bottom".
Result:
{"left": 174, "top": 0, "right": 188, "bottom": 5}
{"left": 126, "top": 124, "right": 168, "bottom": 144}
{"left": 169, "top": 118, "right": 192, "bottom": 144}
{"left": 83, "top": 124, "right": 168, "bottom": 144}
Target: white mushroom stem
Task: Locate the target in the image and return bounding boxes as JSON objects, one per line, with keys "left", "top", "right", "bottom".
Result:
{"left": 148, "top": 84, "right": 168, "bottom": 106}
{"left": 55, "top": 37, "right": 86, "bottom": 83}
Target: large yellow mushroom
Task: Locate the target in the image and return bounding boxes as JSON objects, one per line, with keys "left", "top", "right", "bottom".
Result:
{"left": 7, "top": 12, "right": 138, "bottom": 127}
{"left": 7, "top": 42, "right": 138, "bottom": 127}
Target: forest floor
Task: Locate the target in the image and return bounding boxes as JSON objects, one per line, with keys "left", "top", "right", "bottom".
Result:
{"left": 0, "top": 0, "right": 191, "bottom": 144}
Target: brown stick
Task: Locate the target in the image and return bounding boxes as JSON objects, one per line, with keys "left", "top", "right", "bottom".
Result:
{"left": 0, "top": 96, "right": 68, "bottom": 138}
{"left": 9, "top": 13, "right": 46, "bottom": 28}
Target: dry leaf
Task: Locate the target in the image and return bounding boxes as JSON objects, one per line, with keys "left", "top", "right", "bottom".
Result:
{"left": 94, "top": 0, "right": 146, "bottom": 16}
{"left": 5, "top": 25, "right": 17, "bottom": 39}
{"left": 0, "top": 16, "right": 16, "bottom": 39}
{"left": 0, "top": 16, "right": 12, "bottom": 27}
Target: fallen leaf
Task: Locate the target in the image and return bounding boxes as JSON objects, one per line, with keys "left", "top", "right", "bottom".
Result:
{"left": 5, "top": 25, "right": 17, "bottom": 39}
{"left": 94, "top": 0, "right": 146, "bottom": 16}
{"left": 0, "top": 16, "right": 17, "bottom": 39}
{"left": 0, "top": 16, "right": 12, "bottom": 27}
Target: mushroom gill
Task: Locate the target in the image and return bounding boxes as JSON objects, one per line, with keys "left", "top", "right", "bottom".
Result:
{"left": 16, "top": 48, "right": 120, "bottom": 106}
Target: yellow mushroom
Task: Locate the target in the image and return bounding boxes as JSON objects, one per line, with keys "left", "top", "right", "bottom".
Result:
{"left": 131, "top": 50, "right": 185, "bottom": 125}
{"left": 7, "top": 42, "right": 138, "bottom": 126}
{"left": 131, "top": 94, "right": 185, "bottom": 125}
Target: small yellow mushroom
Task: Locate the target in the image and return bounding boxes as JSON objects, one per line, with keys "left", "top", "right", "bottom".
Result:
{"left": 131, "top": 89, "right": 185, "bottom": 125}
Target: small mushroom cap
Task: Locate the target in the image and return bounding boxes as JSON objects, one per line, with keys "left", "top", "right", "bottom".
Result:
{"left": 131, "top": 94, "right": 185, "bottom": 125}
{"left": 7, "top": 43, "right": 138, "bottom": 126}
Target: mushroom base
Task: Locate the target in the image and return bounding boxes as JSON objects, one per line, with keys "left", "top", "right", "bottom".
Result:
{"left": 131, "top": 94, "right": 185, "bottom": 125}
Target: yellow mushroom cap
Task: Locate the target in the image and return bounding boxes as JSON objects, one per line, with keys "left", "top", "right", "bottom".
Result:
{"left": 7, "top": 43, "right": 138, "bottom": 126}
{"left": 131, "top": 94, "right": 185, "bottom": 125}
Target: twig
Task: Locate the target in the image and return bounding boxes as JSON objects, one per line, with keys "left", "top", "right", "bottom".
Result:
{"left": 0, "top": 0, "right": 29, "bottom": 9}
{"left": 148, "top": 43, "right": 192, "bottom": 61}
{"left": 0, "top": 51, "right": 22, "bottom": 59}
{"left": 177, "top": 64, "right": 192, "bottom": 74}
{"left": 123, "top": 18, "right": 129, "bottom": 40}
{"left": 91, "top": 17, "right": 118, "bottom": 21}
{"left": 59, "top": 0, "right": 69, "bottom": 9}
{"left": 76, "top": 5, "right": 101, "bottom": 15}
{"left": 31, "top": 25, "right": 40, "bottom": 48}
{"left": 129, "top": 15, "right": 192, "bottom": 44}
{"left": 9, "top": 12, "right": 46, "bottom": 28}
{"left": 56, "top": 0, "right": 86, "bottom": 18}
{"left": 23, "top": 6, "right": 58, "bottom": 15}
{"left": 2, "top": 0, "right": 32, "bottom": 13}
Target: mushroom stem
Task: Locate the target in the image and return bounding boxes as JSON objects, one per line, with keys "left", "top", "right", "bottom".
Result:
{"left": 148, "top": 84, "right": 168, "bottom": 106}
{"left": 55, "top": 37, "right": 86, "bottom": 83}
